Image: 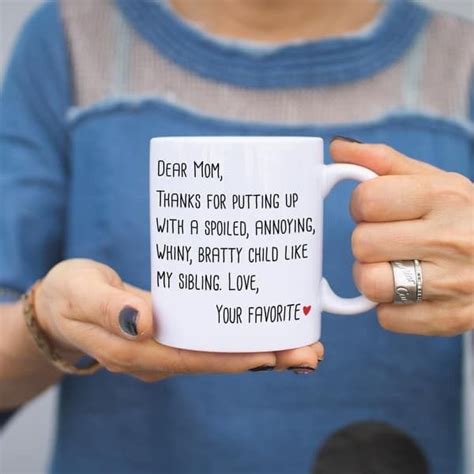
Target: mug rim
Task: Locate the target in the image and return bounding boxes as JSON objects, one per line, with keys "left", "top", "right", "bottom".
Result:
{"left": 150, "top": 136, "right": 323, "bottom": 144}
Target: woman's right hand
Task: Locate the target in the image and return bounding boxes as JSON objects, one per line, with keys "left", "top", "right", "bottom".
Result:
{"left": 34, "top": 259, "right": 324, "bottom": 381}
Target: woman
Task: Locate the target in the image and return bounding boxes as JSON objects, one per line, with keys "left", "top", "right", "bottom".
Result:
{"left": 0, "top": 0, "right": 472, "bottom": 473}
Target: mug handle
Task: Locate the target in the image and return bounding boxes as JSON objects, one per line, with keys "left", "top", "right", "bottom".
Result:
{"left": 320, "top": 163, "right": 378, "bottom": 315}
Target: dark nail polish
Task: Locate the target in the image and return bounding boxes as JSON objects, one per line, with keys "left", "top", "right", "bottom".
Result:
{"left": 330, "top": 135, "right": 362, "bottom": 144}
{"left": 288, "top": 366, "right": 315, "bottom": 375}
{"left": 249, "top": 365, "right": 275, "bottom": 372}
{"left": 119, "top": 306, "right": 139, "bottom": 336}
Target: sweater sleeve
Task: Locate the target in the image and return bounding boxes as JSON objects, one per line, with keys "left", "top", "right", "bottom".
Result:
{"left": 0, "top": 1, "right": 71, "bottom": 301}
{"left": 0, "top": 1, "right": 71, "bottom": 429}
{"left": 470, "top": 72, "right": 474, "bottom": 124}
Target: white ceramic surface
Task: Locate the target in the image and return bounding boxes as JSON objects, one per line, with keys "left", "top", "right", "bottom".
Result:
{"left": 150, "top": 137, "right": 376, "bottom": 352}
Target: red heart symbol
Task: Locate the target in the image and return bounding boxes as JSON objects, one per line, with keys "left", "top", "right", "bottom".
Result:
{"left": 303, "top": 305, "right": 311, "bottom": 316}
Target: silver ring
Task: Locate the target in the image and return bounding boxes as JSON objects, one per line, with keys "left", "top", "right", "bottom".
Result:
{"left": 414, "top": 259, "right": 423, "bottom": 303}
{"left": 390, "top": 260, "right": 423, "bottom": 304}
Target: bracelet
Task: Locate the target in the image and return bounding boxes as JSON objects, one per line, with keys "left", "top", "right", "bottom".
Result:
{"left": 22, "top": 280, "right": 101, "bottom": 375}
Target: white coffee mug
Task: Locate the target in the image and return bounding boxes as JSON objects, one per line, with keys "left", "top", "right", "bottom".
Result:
{"left": 149, "top": 137, "right": 376, "bottom": 352}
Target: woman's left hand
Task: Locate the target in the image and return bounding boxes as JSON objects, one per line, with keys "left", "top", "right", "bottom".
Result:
{"left": 330, "top": 138, "right": 474, "bottom": 336}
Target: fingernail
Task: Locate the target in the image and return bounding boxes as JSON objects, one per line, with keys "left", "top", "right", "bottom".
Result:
{"left": 318, "top": 357, "right": 324, "bottom": 362}
{"left": 330, "top": 135, "right": 362, "bottom": 144}
{"left": 119, "top": 306, "right": 139, "bottom": 336}
{"left": 288, "top": 366, "right": 315, "bottom": 375}
{"left": 249, "top": 365, "right": 275, "bottom": 372}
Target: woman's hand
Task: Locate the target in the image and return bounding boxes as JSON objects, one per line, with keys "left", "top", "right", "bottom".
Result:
{"left": 35, "top": 259, "right": 323, "bottom": 381}
{"left": 331, "top": 138, "right": 474, "bottom": 336}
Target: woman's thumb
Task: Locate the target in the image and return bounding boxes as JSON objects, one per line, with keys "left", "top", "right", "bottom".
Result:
{"left": 72, "top": 267, "right": 154, "bottom": 341}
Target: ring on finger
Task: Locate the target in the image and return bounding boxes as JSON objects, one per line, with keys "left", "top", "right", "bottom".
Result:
{"left": 390, "top": 260, "right": 423, "bottom": 304}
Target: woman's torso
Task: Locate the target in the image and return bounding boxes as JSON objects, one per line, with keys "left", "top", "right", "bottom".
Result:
{"left": 45, "top": 1, "right": 474, "bottom": 472}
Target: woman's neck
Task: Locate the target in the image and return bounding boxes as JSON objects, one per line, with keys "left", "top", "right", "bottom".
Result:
{"left": 170, "top": 0, "right": 382, "bottom": 42}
